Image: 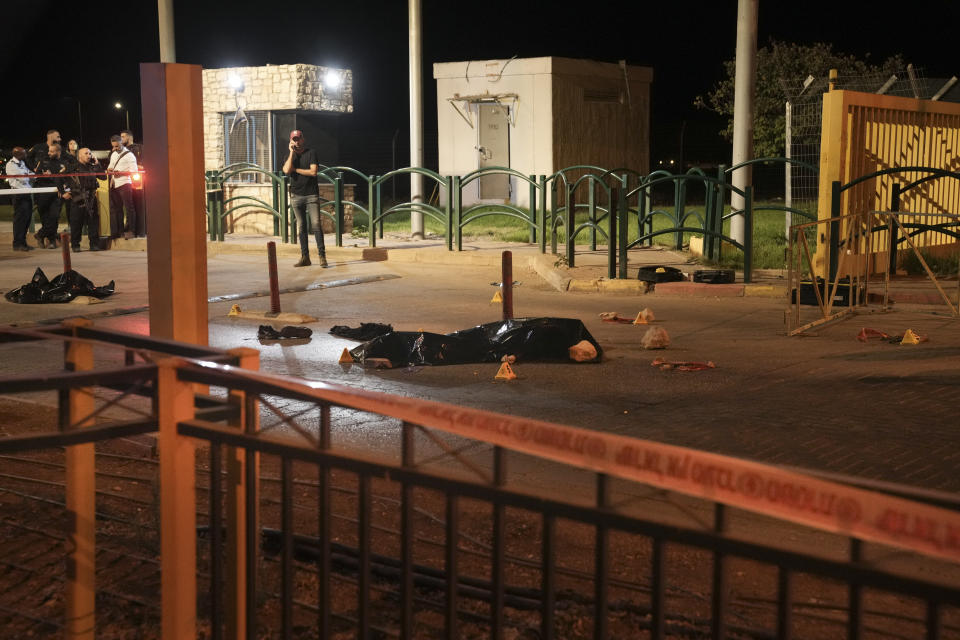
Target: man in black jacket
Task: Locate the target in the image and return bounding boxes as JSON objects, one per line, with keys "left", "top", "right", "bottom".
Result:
{"left": 66, "top": 148, "right": 103, "bottom": 251}
{"left": 27, "top": 130, "right": 61, "bottom": 169}
{"left": 32, "top": 143, "right": 69, "bottom": 249}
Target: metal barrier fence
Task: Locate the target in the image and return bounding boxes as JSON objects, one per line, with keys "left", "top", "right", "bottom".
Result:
{"left": 2, "top": 323, "right": 960, "bottom": 638}
{"left": 204, "top": 160, "right": 960, "bottom": 285}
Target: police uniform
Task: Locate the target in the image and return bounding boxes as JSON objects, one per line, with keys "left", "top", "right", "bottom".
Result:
{"left": 66, "top": 159, "right": 103, "bottom": 251}
{"left": 32, "top": 155, "right": 69, "bottom": 248}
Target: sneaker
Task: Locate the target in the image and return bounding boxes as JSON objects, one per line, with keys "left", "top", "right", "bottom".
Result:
{"left": 88, "top": 245, "right": 102, "bottom": 252}
{"left": 12, "top": 245, "right": 31, "bottom": 252}
{"left": 123, "top": 231, "right": 134, "bottom": 240}
{"left": 72, "top": 245, "right": 83, "bottom": 252}
{"left": 294, "top": 257, "right": 311, "bottom": 268}
{"left": 48, "top": 240, "right": 59, "bottom": 250}
{"left": 319, "top": 255, "right": 329, "bottom": 268}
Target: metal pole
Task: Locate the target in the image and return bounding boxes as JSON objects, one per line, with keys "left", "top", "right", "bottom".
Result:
{"left": 501, "top": 250, "right": 514, "bottom": 321}
{"left": 158, "top": 0, "right": 176, "bottom": 63}
{"left": 784, "top": 100, "right": 792, "bottom": 240}
{"left": 61, "top": 232, "right": 72, "bottom": 272}
{"left": 267, "top": 241, "right": 281, "bottom": 315}
{"left": 730, "top": 0, "right": 758, "bottom": 244}
{"left": 408, "top": 0, "right": 424, "bottom": 239}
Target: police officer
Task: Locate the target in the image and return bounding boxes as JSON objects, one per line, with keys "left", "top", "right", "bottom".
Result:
{"left": 32, "top": 142, "right": 69, "bottom": 249}
{"left": 27, "top": 130, "right": 61, "bottom": 169}
{"left": 66, "top": 148, "right": 103, "bottom": 252}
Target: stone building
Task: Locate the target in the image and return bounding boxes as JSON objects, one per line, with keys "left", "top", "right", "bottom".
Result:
{"left": 202, "top": 64, "right": 355, "bottom": 233}
{"left": 433, "top": 56, "right": 653, "bottom": 207}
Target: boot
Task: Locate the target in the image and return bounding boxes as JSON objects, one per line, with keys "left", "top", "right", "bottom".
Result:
{"left": 294, "top": 256, "right": 311, "bottom": 268}
{"left": 319, "top": 253, "right": 329, "bottom": 268}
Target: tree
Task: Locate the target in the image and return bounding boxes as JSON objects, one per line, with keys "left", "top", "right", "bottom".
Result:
{"left": 695, "top": 41, "right": 904, "bottom": 158}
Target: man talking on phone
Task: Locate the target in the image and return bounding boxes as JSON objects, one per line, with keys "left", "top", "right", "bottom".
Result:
{"left": 282, "top": 129, "right": 327, "bottom": 267}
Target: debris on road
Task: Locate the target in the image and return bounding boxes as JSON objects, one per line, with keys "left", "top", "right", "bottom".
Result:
{"left": 856, "top": 327, "right": 929, "bottom": 345}
{"left": 599, "top": 311, "right": 633, "bottom": 323}
{"left": 568, "top": 340, "right": 598, "bottom": 362}
{"left": 257, "top": 325, "right": 313, "bottom": 340}
{"left": 4, "top": 267, "right": 115, "bottom": 304}
{"left": 637, "top": 265, "right": 685, "bottom": 283}
{"left": 900, "top": 329, "right": 928, "bottom": 345}
{"left": 651, "top": 358, "right": 716, "bottom": 371}
{"left": 633, "top": 308, "right": 655, "bottom": 325}
{"left": 329, "top": 323, "right": 393, "bottom": 341}
{"left": 350, "top": 317, "right": 603, "bottom": 368}
{"left": 640, "top": 326, "right": 671, "bottom": 350}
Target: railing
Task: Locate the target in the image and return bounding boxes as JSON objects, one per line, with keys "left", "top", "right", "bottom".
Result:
{"left": 2, "top": 323, "right": 960, "bottom": 639}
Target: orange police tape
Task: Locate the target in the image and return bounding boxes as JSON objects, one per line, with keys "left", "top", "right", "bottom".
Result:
{"left": 185, "top": 359, "right": 960, "bottom": 563}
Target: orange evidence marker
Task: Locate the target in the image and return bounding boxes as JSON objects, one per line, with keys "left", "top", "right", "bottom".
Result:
{"left": 494, "top": 361, "right": 517, "bottom": 380}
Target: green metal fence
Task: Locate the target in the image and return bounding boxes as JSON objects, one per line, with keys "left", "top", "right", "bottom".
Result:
{"left": 202, "top": 158, "right": 844, "bottom": 283}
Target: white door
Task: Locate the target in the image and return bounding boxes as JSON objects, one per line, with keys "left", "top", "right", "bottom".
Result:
{"left": 477, "top": 104, "right": 510, "bottom": 200}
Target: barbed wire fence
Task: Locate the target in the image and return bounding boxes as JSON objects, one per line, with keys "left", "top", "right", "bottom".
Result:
{"left": 782, "top": 65, "right": 942, "bottom": 232}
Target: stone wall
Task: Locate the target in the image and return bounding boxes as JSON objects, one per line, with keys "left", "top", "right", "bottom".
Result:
{"left": 202, "top": 64, "right": 353, "bottom": 172}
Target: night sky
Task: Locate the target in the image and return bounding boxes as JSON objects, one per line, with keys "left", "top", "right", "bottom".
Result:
{"left": 3, "top": 1, "right": 957, "bottom": 166}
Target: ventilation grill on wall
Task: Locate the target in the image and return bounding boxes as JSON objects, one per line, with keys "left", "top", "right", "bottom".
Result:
{"left": 583, "top": 89, "right": 622, "bottom": 104}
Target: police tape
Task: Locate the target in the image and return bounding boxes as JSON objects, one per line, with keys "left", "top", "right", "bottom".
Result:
{"left": 184, "top": 360, "right": 960, "bottom": 564}
{"left": 5, "top": 171, "right": 143, "bottom": 179}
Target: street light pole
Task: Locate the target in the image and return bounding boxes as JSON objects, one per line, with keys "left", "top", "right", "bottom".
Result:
{"left": 115, "top": 102, "right": 130, "bottom": 131}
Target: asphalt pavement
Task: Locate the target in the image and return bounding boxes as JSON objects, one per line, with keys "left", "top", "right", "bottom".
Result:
{"left": 2, "top": 229, "right": 960, "bottom": 498}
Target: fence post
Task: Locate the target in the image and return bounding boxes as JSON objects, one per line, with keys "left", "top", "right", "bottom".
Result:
{"left": 368, "top": 176, "right": 377, "bottom": 248}
{"left": 608, "top": 187, "right": 617, "bottom": 280}
{"left": 63, "top": 318, "right": 95, "bottom": 640}
{"left": 502, "top": 250, "right": 514, "bottom": 320}
{"left": 453, "top": 175, "right": 463, "bottom": 251}
{"left": 829, "top": 181, "right": 841, "bottom": 282}
{"left": 538, "top": 175, "right": 547, "bottom": 253}
{"left": 674, "top": 176, "right": 684, "bottom": 250}
{"left": 589, "top": 176, "right": 597, "bottom": 251}
{"left": 225, "top": 348, "right": 260, "bottom": 640}
{"left": 889, "top": 183, "right": 901, "bottom": 275}
{"left": 157, "top": 358, "right": 198, "bottom": 640}
{"left": 377, "top": 179, "right": 384, "bottom": 239}
{"left": 272, "top": 175, "right": 280, "bottom": 237}
{"left": 279, "top": 175, "right": 290, "bottom": 245}
{"left": 744, "top": 186, "right": 753, "bottom": 284}
{"left": 618, "top": 182, "right": 628, "bottom": 279}
{"left": 334, "top": 176, "right": 344, "bottom": 248}
{"left": 445, "top": 176, "right": 453, "bottom": 251}
{"left": 550, "top": 180, "right": 559, "bottom": 255}
{"left": 529, "top": 175, "right": 537, "bottom": 244}
{"left": 704, "top": 174, "right": 716, "bottom": 260}
{"left": 566, "top": 186, "right": 576, "bottom": 268}
{"left": 713, "top": 165, "right": 728, "bottom": 258}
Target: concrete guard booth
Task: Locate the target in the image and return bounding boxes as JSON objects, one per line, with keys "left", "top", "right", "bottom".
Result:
{"left": 201, "top": 64, "right": 355, "bottom": 234}
{"left": 434, "top": 56, "right": 653, "bottom": 208}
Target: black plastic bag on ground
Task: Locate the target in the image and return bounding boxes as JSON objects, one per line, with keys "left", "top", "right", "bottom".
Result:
{"left": 329, "top": 323, "right": 393, "bottom": 341}
{"left": 4, "top": 268, "right": 115, "bottom": 304}
{"left": 349, "top": 317, "right": 602, "bottom": 367}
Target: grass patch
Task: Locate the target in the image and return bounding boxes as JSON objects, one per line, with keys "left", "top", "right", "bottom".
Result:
{"left": 899, "top": 248, "right": 960, "bottom": 276}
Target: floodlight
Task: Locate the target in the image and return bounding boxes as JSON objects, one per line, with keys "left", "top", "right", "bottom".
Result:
{"left": 324, "top": 70, "right": 341, "bottom": 89}
{"left": 228, "top": 74, "right": 244, "bottom": 91}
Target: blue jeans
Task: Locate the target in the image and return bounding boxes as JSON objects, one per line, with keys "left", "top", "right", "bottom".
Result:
{"left": 290, "top": 194, "right": 326, "bottom": 258}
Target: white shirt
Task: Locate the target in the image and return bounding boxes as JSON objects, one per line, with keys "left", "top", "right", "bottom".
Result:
{"left": 108, "top": 146, "right": 138, "bottom": 188}
{"left": 4, "top": 157, "right": 31, "bottom": 190}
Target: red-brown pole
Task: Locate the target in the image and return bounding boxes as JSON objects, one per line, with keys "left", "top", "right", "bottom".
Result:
{"left": 267, "top": 241, "right": 281, "bottom": 315}
{"left": 501, "top": 250, "right": 513, "bottom": 321}
{"left": 61, "top": 233, "right": 72, "bottom": 272}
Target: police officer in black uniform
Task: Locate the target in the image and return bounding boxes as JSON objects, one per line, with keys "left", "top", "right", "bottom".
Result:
{"left": 32, "top": 142, "right": 69, "bottom": 249}
{"left": 66, "top": 148, "right": 103, "bottom": 251}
